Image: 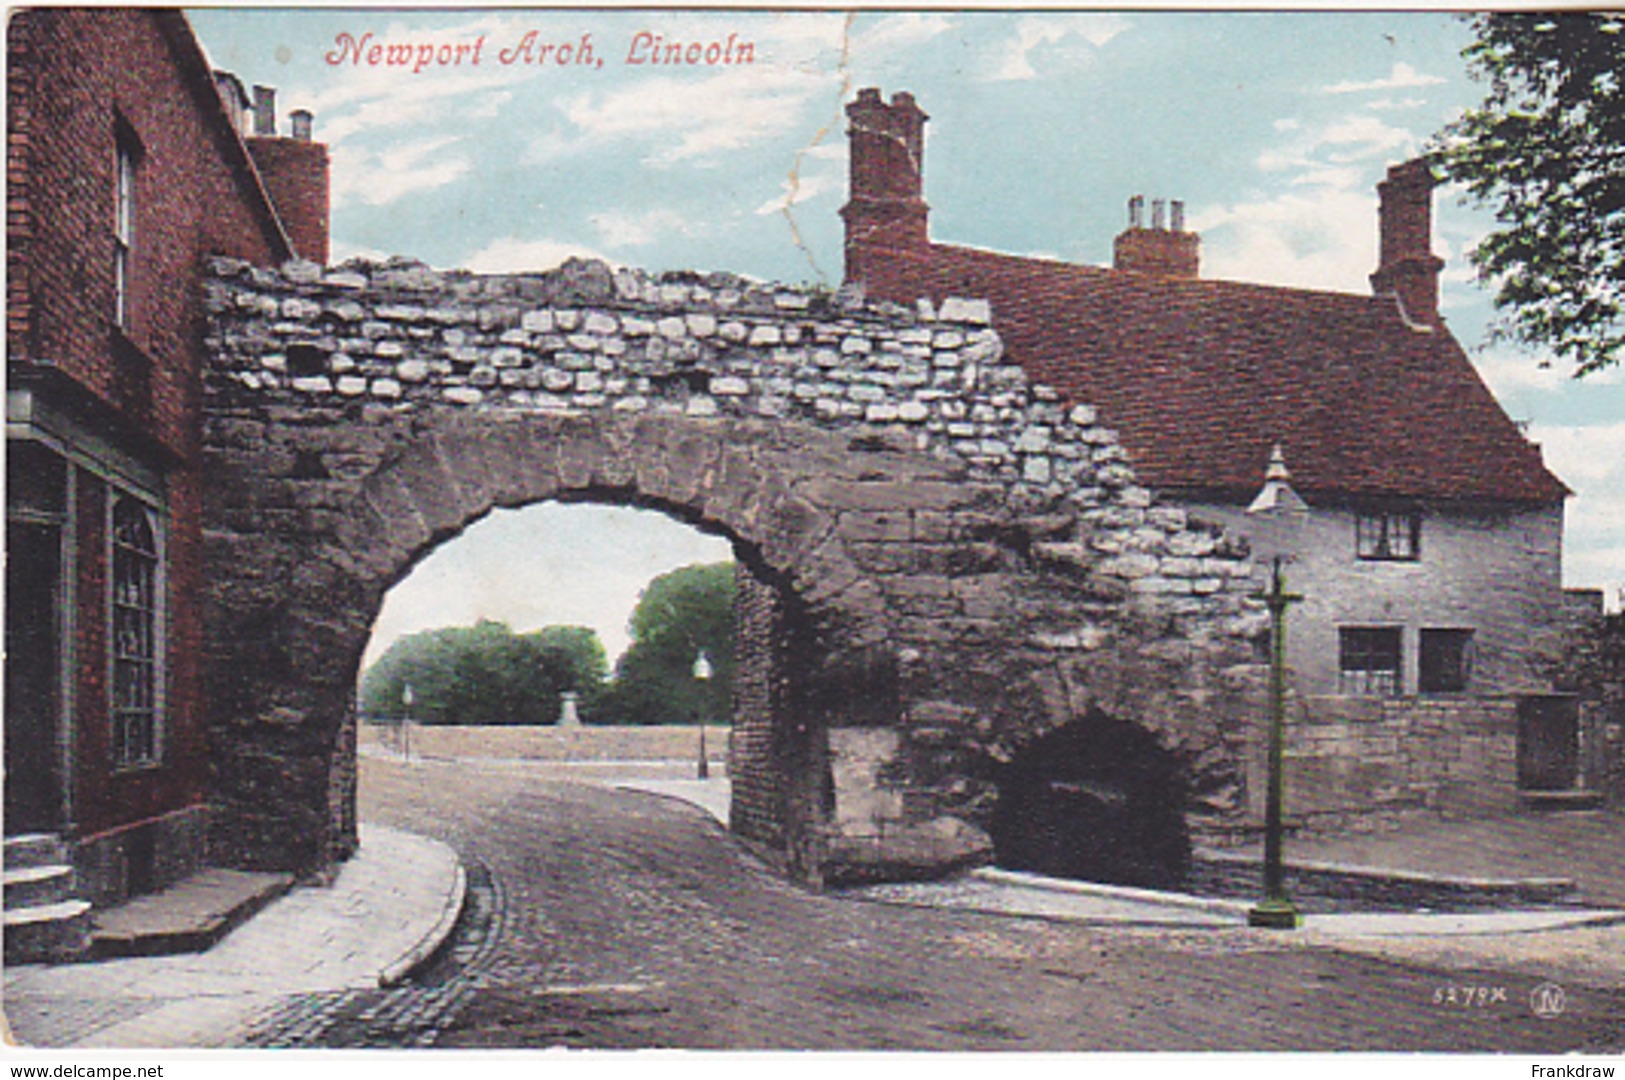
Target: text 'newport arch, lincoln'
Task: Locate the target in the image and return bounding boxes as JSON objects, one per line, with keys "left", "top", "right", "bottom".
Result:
{"left": 202, "top": 255, "right": 1267, "bottom": 886}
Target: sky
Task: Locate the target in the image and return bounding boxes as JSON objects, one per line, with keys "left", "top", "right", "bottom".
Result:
{"left": 185, "top": 8, "right": 1625, "bottom": 665}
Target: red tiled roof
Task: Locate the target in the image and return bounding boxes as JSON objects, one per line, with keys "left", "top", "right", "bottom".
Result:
{"left": 858, "top": 241, "right": 1568, "bottom": 505}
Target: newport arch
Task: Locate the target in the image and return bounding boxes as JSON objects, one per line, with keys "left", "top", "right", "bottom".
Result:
{"left": 201, "top": 256, "right": 1265, "bottom": 886}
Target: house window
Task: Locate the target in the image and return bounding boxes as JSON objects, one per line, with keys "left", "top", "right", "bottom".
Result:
{"left": 114, "top": 129, "right": 140, "bottom": 331}
{"left": 111, "top": 494, "right": 160, "bottom": 767}
{"left": 1420, "top": 629, "right": 1474, "bottom": 694}
{"left": 1355, "top": 510, "right": 1421, "bottom": 561}
{"left": 1339, "top": 627, "right": 1402, "bottom": 696}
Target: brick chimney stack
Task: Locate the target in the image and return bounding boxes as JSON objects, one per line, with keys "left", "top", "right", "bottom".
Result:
{"left": 1369, "top": 158, "right": 1445, "bottom": 327}
{"left": 245, "top": 93, "right": 331, "bottom": 264}
{"left": 841, "top": 88, "right": 930, "bottom": 286}
{"left": 1113, "top": 196, "right": 1200, "bottom": 278}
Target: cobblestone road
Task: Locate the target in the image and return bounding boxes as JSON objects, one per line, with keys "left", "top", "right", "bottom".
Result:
{"left": 250, "top": 755, "right": 1622, "bottom": 1051}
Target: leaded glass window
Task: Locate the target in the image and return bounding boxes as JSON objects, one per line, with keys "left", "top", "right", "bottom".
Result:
{"left": 112, "top": 495, "right": 159, "bottom": 766}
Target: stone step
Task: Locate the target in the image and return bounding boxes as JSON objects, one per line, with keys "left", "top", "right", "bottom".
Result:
{"left": 1520, "top": 788, "right": 1606, "bottom": 812}
{"left": 3, "top": 833, "right": 69, "bottom": 871}
{"left": 4, "top": 863, "right": 76, "bottom": 909}
{"left": 90, "top": 868, "right": 294, "bottom": 959}
{"left": 3, "top": 899, "right": 93, "bottom": 965}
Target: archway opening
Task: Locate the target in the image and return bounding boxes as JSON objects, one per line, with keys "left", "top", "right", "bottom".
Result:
{"left": 989, "top": 712, "right": 1191, "bottom": 890}
{"left": 359, "top": 498, "right": 739, "bottom": 753}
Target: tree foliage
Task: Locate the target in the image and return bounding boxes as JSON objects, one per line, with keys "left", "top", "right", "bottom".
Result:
{"left": 360, "top": 620, "right": 609, "bottom": 726}
{"left": 1435, "top": 13, "right": 1625, "bottom": 376}
{"left": 594, "top": 562, "right": 736, "bottom": 726}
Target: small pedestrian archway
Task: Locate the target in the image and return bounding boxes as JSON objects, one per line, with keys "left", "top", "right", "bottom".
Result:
{"left": 989, "top": 711, "right": 1192, "bottom": 889}
{"left": 201, "top": 257, "right": 1264, "bottom": 887}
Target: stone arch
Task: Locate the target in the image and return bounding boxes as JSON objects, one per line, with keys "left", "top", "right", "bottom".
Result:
{"left": 205, "top": 407, "right": 1031, "bottom": 881}
{"left": 202, "top": 257, "right": 1267, "bottom": 887}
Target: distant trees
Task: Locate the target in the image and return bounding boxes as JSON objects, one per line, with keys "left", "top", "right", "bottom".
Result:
{"left": 594, "top": 562, "right": 737, "bottom": 726}
{"left": 357, "top": 561, "right": 737, "bottom": 726}
{"left": 1434, "top": 13, "right": 1625, "bottom": 376}
{"left": 360, "top": 620, "right": 608, "bottom": 726}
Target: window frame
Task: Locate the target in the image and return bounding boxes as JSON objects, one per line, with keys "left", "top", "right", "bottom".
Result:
{"left": 1355, "top": 508, "right": 1422, "bottom": 562}
{"left": 1419, "top": 628, "right": 1475, "bottom": 695}
{"left": 113, "top": 121, "right": 142, "bottom": 333}
{"left": 1338, "top": 626, "right": 1403, "bottom": 697}
{"left": 109, "top": 491, "right": 164, "bottom": 770}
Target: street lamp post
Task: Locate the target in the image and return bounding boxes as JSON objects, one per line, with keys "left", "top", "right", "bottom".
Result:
{"left": 1245, "top": 445, "right": 1308, "bottom": 930}
{"left": 692, "top": 650, "right": 713, "bottom": 780}
{"left": 400, "top": 683, "right": 415, "bottom": 763}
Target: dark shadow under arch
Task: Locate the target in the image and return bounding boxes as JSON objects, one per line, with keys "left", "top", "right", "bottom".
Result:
{"left": 989, "top": 711, "right": 1191, "bottom": 889}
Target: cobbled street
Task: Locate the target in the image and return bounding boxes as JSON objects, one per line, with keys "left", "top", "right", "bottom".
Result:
{"left": 242, "top": 753, "right": 1623, "bottom": 1052}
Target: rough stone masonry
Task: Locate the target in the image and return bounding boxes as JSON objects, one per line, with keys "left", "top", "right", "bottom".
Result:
{"left": 202, "top": 254, "right": 1267, "bottom": 885}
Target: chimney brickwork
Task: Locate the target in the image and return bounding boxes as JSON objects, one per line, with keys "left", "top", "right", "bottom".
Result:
{"left": 1113, "top": 196, "right": 1200, "bottom": 278}
{"left": 841, "top": 88, "right": 930, "bottom": 286}
{"left": 245, "top": 94, "right": 330, "bottom": 265}
{"left": 1370, "top": 159, "right": 1445, "bottom": 326}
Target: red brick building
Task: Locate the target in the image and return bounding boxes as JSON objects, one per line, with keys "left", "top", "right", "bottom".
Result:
{"left": 5, "top": 8, "right": 329, "bottom": 934}
{"left": 842, "top": 89, "right": 1581, "bottom": 822}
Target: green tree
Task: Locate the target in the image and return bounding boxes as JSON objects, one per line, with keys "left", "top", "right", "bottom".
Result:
{"left": 596, "top": 562, "right": 736, "bottom": 726}
{"left": 360, "top": 620, "right": 610, "bottom": 725}
{"left": 1435, "top": 13, "right": 1625, "bottom": 376}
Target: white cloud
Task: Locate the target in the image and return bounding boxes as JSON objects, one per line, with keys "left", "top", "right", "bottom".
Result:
{"left": 330, "top": 136, "right": 471, "bottom": 208}
{"left": 1317, "top": 114, "right": 1417, "bottom": 163}
{"left": 1191, "top": 187, "right": 1378, "bottom": 293}
{"left": 561, "top": 63, "right": 833, "bottom": 166}
{"left": 986, "top": 15, "right": 1130, "bottom": 82}
{"left": 462, "top": 236, "right": 618, "bottom": 273}
{"left": 300, "top": 15, "right": 535, "bottom": 147}
{"left": 851, "top": 13, "right": 956, "bottom": 55}
{"left": 754, "top": 172, "right": 839, "bottom": 216}
{"left": 1322, "top": 62, "right": 1446, "bottom": 96}
{"left": 329, "top": 238, "right": 391, "bottom": 265}
{"left": 591, "top": 208, "right": 704, "bottom": 247}
{"left": 1367, "top": 97, "right": 1428, "bottom": 113}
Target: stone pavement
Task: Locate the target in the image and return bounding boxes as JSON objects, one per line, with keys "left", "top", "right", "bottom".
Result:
{"left": 3, "top": 823, "right": 464, "bottom": 1048}
{"left": 623, "top": 775, "right": 1625, "bottom": 945}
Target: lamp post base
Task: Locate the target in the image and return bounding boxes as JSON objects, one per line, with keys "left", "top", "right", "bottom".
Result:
{"left": 1247, "top": 898, "right": 1302, "bottom": 929}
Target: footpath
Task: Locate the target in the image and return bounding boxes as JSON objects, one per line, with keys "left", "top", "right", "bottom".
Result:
{"left": 3, "top": 824, "right": 463, "bottom": 1049}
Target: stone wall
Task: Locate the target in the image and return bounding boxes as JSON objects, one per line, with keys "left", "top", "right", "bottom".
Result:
{"left": 1554, "top": 592, "right": 1625, "bottom": 802}
{"left": 1187, "top": 500, "right": 1564, "bottom": 698}
{"left": 1269, "top": 695, "right": 1520, "bottom": 834}
{"left": 202, "top": 254, "right": 1266, "bottom": 883}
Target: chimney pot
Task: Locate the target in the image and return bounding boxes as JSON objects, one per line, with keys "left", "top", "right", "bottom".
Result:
{"left": 1115, "top": 194, "right": 1200, "bottom": 278}
{"left": 252, "top": 85, "right": 276, "bottom": 136}
{"left": 290, "top": 109, "right": 313, "bottom": 141}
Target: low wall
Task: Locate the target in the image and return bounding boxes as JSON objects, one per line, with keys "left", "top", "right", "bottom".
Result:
{"left": 1270, "top": 696, "right": 1519, "bottom": 829}
{"left": 357, "top": 722, "right": 724, "bottom": 763}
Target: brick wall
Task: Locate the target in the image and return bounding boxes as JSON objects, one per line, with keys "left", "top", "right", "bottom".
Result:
{"left": 6, "top": 9, "right": 289, "bottom": 453}
{"left": 6, "top": 9, "right": 298, "bottom": 894}
{"left": 247, "top": 136, "right": 330, "bottom": 265}
{"left": 729, "top": 563, "right": 785, "bottom": 848}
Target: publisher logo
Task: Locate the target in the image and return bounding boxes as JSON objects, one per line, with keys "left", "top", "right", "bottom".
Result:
{"left": 1530, "top": 981, "right": 1567, "bottom": 1019}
